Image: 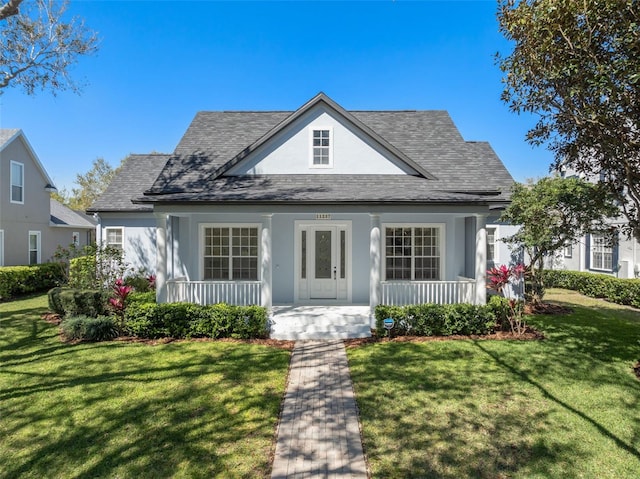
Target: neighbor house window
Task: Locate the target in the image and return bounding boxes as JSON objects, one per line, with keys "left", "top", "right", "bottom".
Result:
{"left": 564, "top": 244, "right": 573, "bottom": 258}
{"left": 28, "top": 231, "right": 41, "bottom": 265}
{"left": 591, "top": 234, "right": 612, "bottom": 271}
{"left": 487, "top": 227, "right": 496, "bottom": 263}
{"left": 310, "top": 128, "right": 332, "bottom": 167}
{"left": 10, "top": 161, "right": 24, "bottom": 203}
{"left": 105, "top": 227, "right": 123, "bottom": 251}
{"left": 203, "top": 226, "right": 259, "bottom": 280}
{"left": 384, "top": 226, "right": 442, "bottom": 281}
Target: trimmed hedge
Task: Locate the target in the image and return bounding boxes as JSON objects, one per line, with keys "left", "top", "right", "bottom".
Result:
{"left": 0, "top": 263, "right": 64, "bottom": 300}
{"left": 48, "top": 287, "right": 109, "bottom": 317}
{"left": 374, "top": 301, "right": 502, "bottom": 338}
{"left": 124, "top": 302, "right": 269, "bottom": 339}
{"left": 128, "top": 291, "right": 156, "bottom": 304}
{"left": 61, "top": 315, "right": 119, "bottom": 342}
{"left": 544, "top": 269, "right": 640, "bottom": 308}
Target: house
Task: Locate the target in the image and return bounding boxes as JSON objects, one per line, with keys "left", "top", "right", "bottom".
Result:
{"left": 548, "top": 170, "right": 640, "bottom": 279}
{"left": 89, "top": 93, "right": 515, "bottom": 333}
{"left": 0, "top": 129, "right": 96, "bottom": 266}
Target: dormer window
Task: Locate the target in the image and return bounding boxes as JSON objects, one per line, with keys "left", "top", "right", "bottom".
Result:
{"left": 310, "top": 128, "right": 332, "bottom": 168}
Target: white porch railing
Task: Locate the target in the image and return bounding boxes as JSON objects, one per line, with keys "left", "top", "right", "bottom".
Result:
{"left": 166, "top": 279, "right": 262, "bottom": 306}
{"left": 381, "top": 277, "right": 476, "bottom": 305}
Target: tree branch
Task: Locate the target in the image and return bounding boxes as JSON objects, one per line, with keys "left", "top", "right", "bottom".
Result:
{"left": 0, "top": 0, "right": 23, "bottom": 20}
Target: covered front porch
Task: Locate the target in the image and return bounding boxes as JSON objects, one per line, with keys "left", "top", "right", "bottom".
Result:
{"left": 154, "top": 208, "right": 490, "bottom": 328}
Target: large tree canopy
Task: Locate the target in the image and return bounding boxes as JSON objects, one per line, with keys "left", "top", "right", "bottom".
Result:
{"left": 497, "top": 0, "right": 640, "bottom": 240}
{"left": 500, "top": 176, "right": 617, "bottom": 304}
{"left": 0, "top": 0, "right": 98, "bottom": 94}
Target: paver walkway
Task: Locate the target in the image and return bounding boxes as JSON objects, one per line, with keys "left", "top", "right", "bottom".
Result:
{"left": 271, "top": 340, "right": 368, "bottom": 478}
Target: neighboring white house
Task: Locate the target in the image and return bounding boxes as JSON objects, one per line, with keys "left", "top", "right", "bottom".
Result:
{"left": 89, "top": 93, "right": 516, "bottom": 320}
{"left": 0, "top": 129, "right": 95, "bottom": 266}
{"left": 547, "top": 170, "right": 640, "bottom": 279}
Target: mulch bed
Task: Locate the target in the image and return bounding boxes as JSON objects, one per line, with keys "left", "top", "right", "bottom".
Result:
{"left": 345, "top": 327, "right": 544, "bottom": 348}
{"left": 634, "top": 362, "right": 640, "bottom": 380}
{"left": 41, "top": 312, "right": 62, "bottom": 325}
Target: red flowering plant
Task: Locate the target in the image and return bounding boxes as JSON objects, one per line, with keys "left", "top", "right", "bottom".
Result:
{"left": 147, "top": 274, "right": 156, "bottom": 290}
{"left": 487, "top": 263, "right": 527, "bottom": 335}
{"left": 109, "top": 278, "right": 133, "bottom": 327}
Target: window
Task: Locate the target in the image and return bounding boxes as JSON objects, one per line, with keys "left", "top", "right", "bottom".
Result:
{"left": 28, "top": 231, "right": 41, "bottom": 265}
{"left": 10, "top": 161, "right": 24, "bottom": 203}
{"left": 384, "top": 226, "right": 441, "bottom": 281}
{"left": 203, "top": 226, "right": 259, "bottom": 280}
{"left": 564, "top": 244, "right": 573, "bottom": 258}
{"left": 487, "top": 227, "right": 496, "bottom": 263}
{"left": 310, "top": 128, "right": 332, "bottom": 167}
{"left": 105, "top": 227, "right": 123, "bottom": 251}
{"left": 591, "top": 235, "right": 613, "bottom": 271}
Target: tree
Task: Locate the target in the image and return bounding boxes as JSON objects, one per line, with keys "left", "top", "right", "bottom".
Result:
{"left": 58, "top": 157, "right": 119, "bottom": 211}
{"left": 500, "top": 176, "right": 617, "bottom": 305}
{"left": 0, "top": 0, "right": 98, "bottom": 95}
{"left": 497, "top": 0, "right": 640, "bottom": 241}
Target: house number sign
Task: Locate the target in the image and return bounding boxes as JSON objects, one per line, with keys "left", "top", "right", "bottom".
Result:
{"left": 315, "top": 213, "right": 332, "bottom": 220}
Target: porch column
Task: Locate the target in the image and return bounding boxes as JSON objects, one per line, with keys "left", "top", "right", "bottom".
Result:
{"left": 475, "top": 214, "right": 487, "bottom": 305}
{"left": 369, "top": 214, "right": 381, "bottom": 322}
{"left": 261, "top": 214, "right": 272, "bottom": 309}
{"left": 155, "top": 213, "right": 168, "bottom": 303}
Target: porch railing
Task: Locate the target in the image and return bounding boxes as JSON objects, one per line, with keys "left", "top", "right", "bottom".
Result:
{"left": 380, "top": 277, "right": 476, "bottom": 305}
{"left": 166, "top": 279, "right": 262, "bottom": 306}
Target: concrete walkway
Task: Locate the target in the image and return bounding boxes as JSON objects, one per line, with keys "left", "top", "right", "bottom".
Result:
{"left": 271, "top": 340, "right": 368, "bottom": 479}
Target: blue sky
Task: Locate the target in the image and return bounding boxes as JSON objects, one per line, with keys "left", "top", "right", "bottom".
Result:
{"left": 1, "top": 0, "right": 553, "bottom": 192}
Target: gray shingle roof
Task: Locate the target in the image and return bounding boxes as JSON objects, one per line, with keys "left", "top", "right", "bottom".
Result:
{"left": 0, "top": 128, "right": 20, "bottom": 147}
{"left": 87, "top": 154, "right": 170, "bottom": 212}
{"left": 50, "top": 199, "right": 97, "bottom": 227}
{"left": 98, "top": 94, "right": 514, "bottom": 210}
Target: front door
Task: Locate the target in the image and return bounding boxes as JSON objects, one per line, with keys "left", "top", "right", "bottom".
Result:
{"left": 296, "top": 221, "right": 351, "bottom": 302}
{"left": 309, "top": 227, "right": 337, "bottom": 299}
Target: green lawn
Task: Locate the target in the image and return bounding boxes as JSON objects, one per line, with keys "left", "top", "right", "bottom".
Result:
{"left": 0, "top": 294, "right": 290, "bottom": 479}
{"left": 348, "top": 288, "right": 640, "bottom": 478}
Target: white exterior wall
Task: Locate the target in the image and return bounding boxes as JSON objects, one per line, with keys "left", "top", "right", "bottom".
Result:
{"left": 227, "top": 105, "right": 417, "bottom": 176}
{"left": 99, "top": 213, "right": 157, "bottom": 274}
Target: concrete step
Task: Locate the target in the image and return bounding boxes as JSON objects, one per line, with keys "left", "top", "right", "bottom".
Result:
{"left": 269, "top": 305, "right": 372, "bottom": 340}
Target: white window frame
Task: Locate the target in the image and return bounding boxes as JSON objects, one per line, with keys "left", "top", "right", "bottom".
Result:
{"left": 104, "top": 227, "right": 124, "bottom": 251}
{"left": 563, "top": 244, "right": 573, "bottom": 258}
{"left": 487, "top": 227, "right": 497, "bottom": 263}
{"left": 28, "top": 230, "right": 41, "bottom": 265}
{"left": 10, "top": 160, "right": 24, "bottom": 204}
{"left": 0, "top": 230, "right": 4, "bottom": 266}
{"left": 591, "top": 234, "right": 613, "bottom": 271}
{"left": 309, "top": 126, "right": 333, "bottom": 169}
{"left": 382, "top": 223, "right": 446, "bottom": 281}
{"left": 199, "top": 223, "right": 262, "bottom": 281}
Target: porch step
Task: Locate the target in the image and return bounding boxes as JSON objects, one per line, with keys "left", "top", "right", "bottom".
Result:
{"left": 269, "top": 305, "right": 372, "bottom": 340}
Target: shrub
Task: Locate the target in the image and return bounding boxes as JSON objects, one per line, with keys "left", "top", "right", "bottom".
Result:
{"left": 124, "top": 302, "right": 269, "bottom": 339}
{"left": 374, "top": 303, "right": 498, "bottom": 338}
{"left": 49, "top": 288, "right": 109, "bottom": 317}
{"left": 128, "top": 291, "right": 156, "bottom": 304}
{"left": 54, "top": 243, "right": 131, "bottom": 289}
{"left": 61, "top": 315, "right": 119, "bottom": 342}
{"left": 544, "top": 270, "right": 640, "bottom": 309}
{"left": 0, "top": 263, "right": 65, "bottom": 300}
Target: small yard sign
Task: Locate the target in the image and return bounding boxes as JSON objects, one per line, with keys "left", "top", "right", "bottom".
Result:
{"left": 383, "top": 318, "right": 395, "bottom": 330}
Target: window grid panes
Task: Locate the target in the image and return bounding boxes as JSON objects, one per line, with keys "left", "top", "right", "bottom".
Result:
{"left": 204, "top": 227, "right": 258, "bottom": 280}
{"left": 11, "top": 162, "right": 24, "bottom": 203}
{"left": 385, "top": 226, "right": 441, "bottom": 281}
{"left": 106, "top": 228, "right": 123, "bottom": 251}
{"left": 487, "top": 228, "right": 496, "bottom": 262}
{"left": 312, "top": 129, "right": 330, "bottom": 165}
{"left": 592, "top": 235, "right": 613, "bottom": 270}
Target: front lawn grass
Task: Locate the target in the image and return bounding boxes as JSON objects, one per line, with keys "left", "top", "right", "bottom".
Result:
{"left": 0, "top": 294, "right": 290, "bottom": 479}
{"left": 348, "top": 288, "right": 640, "bottom": 478}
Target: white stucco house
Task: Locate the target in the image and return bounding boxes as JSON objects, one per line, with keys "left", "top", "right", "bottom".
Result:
{"left": 88, "top": 93, "right": 515, "bottom": 336}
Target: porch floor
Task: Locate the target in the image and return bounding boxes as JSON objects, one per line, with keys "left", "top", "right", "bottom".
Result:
{"left": 269, "top": 305, "right": 372, "bottom": 340}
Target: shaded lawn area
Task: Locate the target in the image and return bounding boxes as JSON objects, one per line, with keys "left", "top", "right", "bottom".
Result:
{"left": 348, "top": 288, "right": 640, "bottom": 478}
{"left": 0, "top": 294, "right": 290, "bottom": 479}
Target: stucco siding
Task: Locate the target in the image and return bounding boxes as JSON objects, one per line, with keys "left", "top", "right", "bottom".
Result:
{"left": 99, "top": 214, "right": 156, "bottom": 274}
